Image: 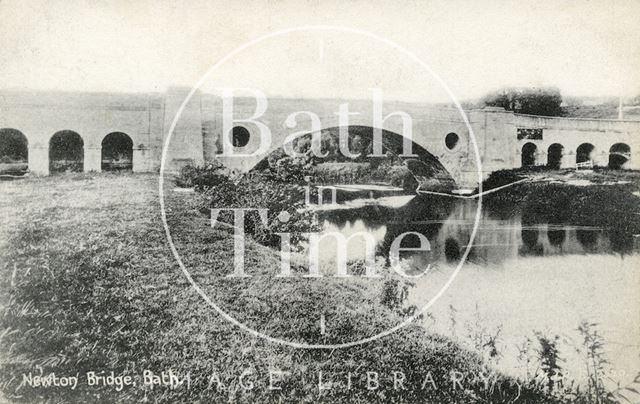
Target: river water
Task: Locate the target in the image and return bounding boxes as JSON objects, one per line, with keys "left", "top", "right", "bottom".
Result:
{"left": 315, "top": 191, "right": 640, "bottom": 387}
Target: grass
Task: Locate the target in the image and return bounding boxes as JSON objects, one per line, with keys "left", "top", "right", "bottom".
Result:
{"left": 0, "top": 172, "right": 561, "bottom": 403}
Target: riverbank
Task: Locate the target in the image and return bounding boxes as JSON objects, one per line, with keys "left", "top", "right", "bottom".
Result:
{"left": 481, "top": 167, "right": 640, "bottom": 190}
{"left": 0, "top": 173, "right": 564, "bottom": 403}
{"left": 478, "top": 168, "right": 640, "bottom": 239}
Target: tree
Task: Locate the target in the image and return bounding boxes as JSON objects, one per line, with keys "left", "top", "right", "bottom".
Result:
{"left": 482, "top": 87, "right": 563, "bottom": 116}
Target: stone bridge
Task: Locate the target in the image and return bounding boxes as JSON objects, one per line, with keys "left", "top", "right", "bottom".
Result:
{"left": 1, "top": 87, "right": 638, "bottom": 188}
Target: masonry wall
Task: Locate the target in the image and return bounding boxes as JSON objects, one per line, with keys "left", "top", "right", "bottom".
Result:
{"left": 1, "top": 89, "right": 638, "bottom": 184}
{"left": 512, "top": 114, "right": 640, "bottom": 169}
{"left": 0, "top": 90, "right": 164, "bottom": 175}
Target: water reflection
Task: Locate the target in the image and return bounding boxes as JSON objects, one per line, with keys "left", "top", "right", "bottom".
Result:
{"left": 316, "top": 193, "right": 638, "bottom": 268}
{"left": 318, "top": 196, "right": 454, "bottom": 266}
{"left": 444, "top": 238, "right": 461, "bottom": 262}
{"left": 314, "top": 190, "right": 639, "bottom": 388}
{"left": 519, "top": 228, "right": 544, "bottom": 256}
{"left": 547, "top": 227, "right": 566, "bottom": 248}
{"left": 576, "top": 229, "right": 598, "bottom": 252}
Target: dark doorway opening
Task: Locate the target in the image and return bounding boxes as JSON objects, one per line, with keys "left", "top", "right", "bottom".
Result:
{"left": 0, "top": 128, "right": 28, "bottom": 175}
{"left": 50, "top": 130, "right": 84, "bottom": 173}
{"left": 102, "top": 132, "right": 133, "bottom": 171}
{"left": 608, "top": 143, "right": 630, "bottom": 169}
{"left": 547, "top": 143, "right": 564, "bottom": 169}
{"left": 521, "top": 142, "right": 537, "bottom": 167}
{"left": 576, "top": 143, "right": 595, "bottom": 165}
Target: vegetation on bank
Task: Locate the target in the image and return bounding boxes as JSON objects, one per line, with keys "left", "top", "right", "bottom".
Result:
{"left": 1, "top": 166, "right": 639, "bottom": 403}
{"left": 480, "top": 169, "right": 640, "bottom": 243}
{"left": 249, "top": 125, "right": 444, "bottom": 190}
{"left": 0, "top": 172, "right": 616, "bottom": 404}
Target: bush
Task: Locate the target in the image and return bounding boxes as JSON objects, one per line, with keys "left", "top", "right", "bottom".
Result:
{"left": 204, "top": 176, "right": 318, "bottom": 249}
{"left": 175, "top": 161, "right": 231, "bottom": 190}
{"left": 481, "top": 169, "right": 526, "bottom": 190}
{"left": 263, "top": 154, "right": 313, "bottom": 184}
{"left": 309, "top": 161, "right": 416, "bottom": 190}
{"left": 482, "top": 86, "right": 563, "bottom": 116}
{"left": 373, "top": 163, "right": 418, "bottom": 191}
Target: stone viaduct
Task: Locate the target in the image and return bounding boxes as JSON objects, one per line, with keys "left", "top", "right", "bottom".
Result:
{"left": 0, "top": 87, "right": 638, "bottom": 188}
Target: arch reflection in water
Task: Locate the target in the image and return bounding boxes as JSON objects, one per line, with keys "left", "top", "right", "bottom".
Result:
{"left": 609, "top": 230, "right": 633, "bottom": 255}
{"left": 546, "top": 226, "right": 566, "bottom": 249}
{"left": 576, "top": 229, "right": 599, "bottom": 252}
{"left": 444, "top": 238, "right": 461, "bottom": 263}
{"left": 519, "top": 227, "right": 544, "bottom": 256}
{"left": 317, "top": 195, "right": 455, "bottom": 268}
{"left": 316, "top": 194, "right": 636, "bottom": 270}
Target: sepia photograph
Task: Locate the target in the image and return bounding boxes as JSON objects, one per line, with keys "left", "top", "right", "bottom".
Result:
{"left": 0, "top": 1, "right": 639, "bottom": 402}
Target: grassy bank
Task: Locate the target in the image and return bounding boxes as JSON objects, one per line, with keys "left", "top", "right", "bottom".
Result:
{"left": 0, "top": 173, "right": 616, "bottom": 403}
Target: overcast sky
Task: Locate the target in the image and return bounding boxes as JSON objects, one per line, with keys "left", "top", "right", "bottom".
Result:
{"left": 1, "top": 0, "right": 638, "bottom": 102}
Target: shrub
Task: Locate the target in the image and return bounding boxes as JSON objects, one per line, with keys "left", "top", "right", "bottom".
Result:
{"left": 481, "top": 169, "right": 527, "bottom": 191}
{"left": 535, "top": 333, "right": 563, "bottom": 393}
{"left": 263, "top": 154, "right": 313, "bottom": 184}
{"left": 309, "top": 160, "right": 416, "bottom": 190}
{"left": 175, "top": 161, "right": 231, "bottom": 190}
{"left": 205, "top": 175, "right": 318, "bottom": 249}
{"left": 577, "top": 321, "right": 610, "bottom": 403}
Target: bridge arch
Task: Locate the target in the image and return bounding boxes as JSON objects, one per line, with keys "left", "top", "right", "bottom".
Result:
{"left": 49, "top": 130, "right": 84, "bottom": 173}
{"left": 0, "top": 128, "right": 28, "bottom": 175}
{"left": 576, "top": 143, "right": 595, "bottom": 165}
{"left": 521, "top": 142, "right": 537, "bottom": 167}
{"left": 252, "top": 125, "right": 456, "bottom": 191}
{"left": 547, "top": 143, "right": 564, "bottom": 169}
{"left": 608, "top": 143, "right": 631, "bottom": 169}
{"left": 101, "top": 132, "right": 133, "bottom": 171}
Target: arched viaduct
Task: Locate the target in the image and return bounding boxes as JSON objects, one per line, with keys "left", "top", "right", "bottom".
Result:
{"left": 1, "top": 87, "right": 638, "bottom": 188}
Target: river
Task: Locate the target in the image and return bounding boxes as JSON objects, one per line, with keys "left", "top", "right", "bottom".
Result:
{"left": 314, "top": 190, "right": 640, "bottom": 387}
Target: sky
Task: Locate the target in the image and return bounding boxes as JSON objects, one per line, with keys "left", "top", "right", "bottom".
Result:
{"left": 0, "top": 0, "right": 639, "bottom": 102}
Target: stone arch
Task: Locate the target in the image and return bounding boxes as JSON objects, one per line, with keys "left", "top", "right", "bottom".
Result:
{"left": 576, "top": 143, "right": 595, "bottom": 165}
{"left": 608, "top": 143, "right": 631, "bottom": 169}
{"left": 0, "top": 128, "right": 28, "bottom": 175}
{"left": 546, "top": 143, "right": 564, "bottom": 169}
{"left": 251, "top": 125, "right": 456, "bottom": 191}
{"left": 101, "top": 132, "right": 133, "bottom": 171}
{"left": 49, "top": 130, "right": 84, "bottom": 173}
{"left": 521, "top": 142, "right": 537, "bottom": 167}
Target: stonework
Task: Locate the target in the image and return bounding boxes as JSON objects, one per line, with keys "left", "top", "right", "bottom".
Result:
{"left": 1, "top": 87, "right": 638, "bottom": 187}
